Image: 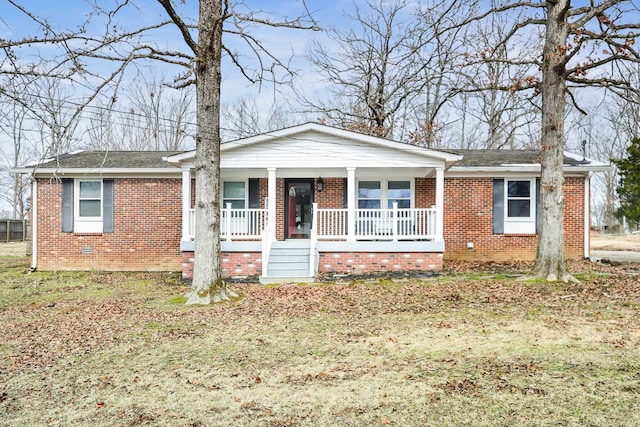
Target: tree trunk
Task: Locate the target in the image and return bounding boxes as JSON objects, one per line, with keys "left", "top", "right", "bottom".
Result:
{"left": 533, "top": 0, "right": 575, "bottom": 282}
{"left": 186, "top": 0, "right": 236, "bottom": 304}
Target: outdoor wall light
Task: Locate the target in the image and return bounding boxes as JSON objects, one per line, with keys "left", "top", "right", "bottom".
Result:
{"left": 317, "top": 177, "right": 324, "bottom": 192}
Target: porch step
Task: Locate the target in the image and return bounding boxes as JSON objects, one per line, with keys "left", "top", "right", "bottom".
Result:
{"left": 260, "top": 241, "right": 314, "bottom": 284}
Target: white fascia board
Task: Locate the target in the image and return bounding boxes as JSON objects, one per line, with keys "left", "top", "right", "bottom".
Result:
{"left": 447, "top": 165, "right": 542, "bottom": 176}
{"left": 448, "top": 162, "right": 612, "bottom": 177}
{"left": 230, "top": 123, "right": 463, "bottom": 160}
{"left": 164, "top": 151, "right": 195, "bottom": 165}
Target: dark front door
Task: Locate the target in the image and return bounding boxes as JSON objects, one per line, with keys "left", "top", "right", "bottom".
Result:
{"left": 285, "top": 179, "right": 314, "bottom": 239}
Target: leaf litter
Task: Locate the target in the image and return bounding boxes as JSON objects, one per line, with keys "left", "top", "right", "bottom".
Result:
{"left": 1, "top": 256, "right": 639, "bottom": 426}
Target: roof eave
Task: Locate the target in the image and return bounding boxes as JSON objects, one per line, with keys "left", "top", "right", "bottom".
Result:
{"left": 448, "top": 163, "right": 613, "bottom": 174}
{"left": 13, "top": 167, "right": 181, "bottom": 176}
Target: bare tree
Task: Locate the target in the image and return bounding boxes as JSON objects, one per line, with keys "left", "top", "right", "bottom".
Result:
{"left": 405, "top": 1, "right": 474, "bottom": 147}
{"left": 303, "top": 0, "right": 473, "bottom": 140}
{"left": 30, "top": 79, "right": 82, "bottom": 158}
{"left": 458, "top": 1, "right": 640, "bottom": 281}
{"left": 0, "top": 98, "right": 31, "bottom": 219}
{"left": 457, "top": 11, "right": 540, "bottom": 149}
{"left": 1, "top": 0, "right": 317, "bottom": 303}
{"left": 221, "top": 97, "right": 301, "bottom": 140}
{"left": 129, "top": 75, "right": 195, "bottom": 151}
{"left": 83, "top": 77, "right": 195, "bottom": 151}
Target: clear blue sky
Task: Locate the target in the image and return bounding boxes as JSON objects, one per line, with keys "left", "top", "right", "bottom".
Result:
{"left": 0, "top": 0, "right": 362, "bottom": 119}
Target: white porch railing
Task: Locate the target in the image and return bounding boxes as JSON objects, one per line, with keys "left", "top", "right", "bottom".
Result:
{"left": 187, "top": 205, "right": 268, "bottom": 240}
{"left": 187, "top": 204, "right": 437, "bottom": 242}
{"left": 314, "top": 203, "right": 437, "bottom": 241}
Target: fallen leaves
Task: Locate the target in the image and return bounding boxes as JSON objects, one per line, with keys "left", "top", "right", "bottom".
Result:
{"left": 0, "top": 257, "right": 637, "bottom": 427}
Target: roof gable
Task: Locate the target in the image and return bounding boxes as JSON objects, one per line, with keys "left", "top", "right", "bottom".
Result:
{"left": 167, "top": 123, "right": 461, "bottom": 169}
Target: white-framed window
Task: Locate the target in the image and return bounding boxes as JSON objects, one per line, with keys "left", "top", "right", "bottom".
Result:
{"left": 357, "top": 180, "right": 412, "bottom": 209}
{"left": 506, "top": 180, "right": 533, "bottom": 219}
{"left": 222, "top": 181, "right": 246, "bottom": 209}
{"left": 74, "top": 179, "right": 104, "bottom": 233}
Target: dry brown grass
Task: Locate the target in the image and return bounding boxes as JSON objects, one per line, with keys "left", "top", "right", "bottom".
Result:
{"left": 0, "top": 242, "right": 26, "bottom": 257}
{"left": 1, "top": 256, "right": 639, "bottom": 426}
{"left": 591, "top": 233, "right": 640, "bottom": 251}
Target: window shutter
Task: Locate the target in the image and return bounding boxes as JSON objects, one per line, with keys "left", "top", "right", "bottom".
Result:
{"left": 62, "top": 179, "right": 74, "bottom": 233}
{"left": 535, "top": 178, "right": 541, "bottom": 234}
{"left": 248, "top": 178, "right": 260, "bottom": 209}
{"left": 343, "top": 178, "right": 348, "bottom": 208}
{"left": 492, "top": 179, "right": 504, "bottom": 234}
{"left": 103, "top": 179, "right": 114, "bottom": 233}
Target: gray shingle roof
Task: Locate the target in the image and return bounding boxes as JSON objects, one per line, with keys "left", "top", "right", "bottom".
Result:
{"left": 443, "top": 149, "right": 587, "bottom": 167}
{"left": 36, "top": 151, "right": 182, "bottom": 169}
{"left": 27, "top": 148, "right": 588, "bottom": 170}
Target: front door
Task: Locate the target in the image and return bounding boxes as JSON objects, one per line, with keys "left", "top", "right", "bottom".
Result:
{"left": 285, "top": 179, "right": 314, "bottom": 239}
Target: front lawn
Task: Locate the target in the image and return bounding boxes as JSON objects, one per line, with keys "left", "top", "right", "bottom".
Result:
{"left": 1, "top": 256, "right": 639, "bottom": 426}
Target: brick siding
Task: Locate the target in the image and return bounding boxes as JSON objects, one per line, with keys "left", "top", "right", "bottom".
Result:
{"left": 318, "top": 252, "right": 443, "bottom": 273}
{"left": 35, "top": 177, "right": 182, "bottom": 272}
{"left": 35, "top": 173, "right": 587, "bottom": 276}
{"left": 443, "top": 176, "right": 585, "bottom": 261}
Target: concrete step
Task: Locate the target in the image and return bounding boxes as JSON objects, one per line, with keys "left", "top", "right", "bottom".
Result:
{"left": 263, "top": 243, "right": 314, "bottom": 282}
{"left": 259, "top": 276, "right": 315, "bottom": 284}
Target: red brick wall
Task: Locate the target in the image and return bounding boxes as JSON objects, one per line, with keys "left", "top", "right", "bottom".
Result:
{"left": 276, "top": 178, "right": 285, "bottom": 240}
{"left": 36, "top": 177, "right": 182, "bottom": 271}
{"left": 318, "top": 252, "right": 443, "bottom": 273}
{"left": 315, "top": 178, "right": 345, "bottom": 208}
{"left": 181, "top": 251, "right": 263, "bottom": 279}
{"left": 181, "top": 250, "right": 443, "bottom": 279}
{"left": 443, "top": 176, "right": 585, "bottom": 261}
{"left": 563, "top": 177, "right": 586, "bottom": 258}
{"left": 415, "top": 178, "right": 436, "bottom": 208}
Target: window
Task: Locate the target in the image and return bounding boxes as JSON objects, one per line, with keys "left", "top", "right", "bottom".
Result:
{"left": 78, "top": 181, "right": 102, "bottom": 218}
{"left": 223, "top": 181, "right": 246, "bottom": 209}
{"left": 356, "top": 180, "right": 413, "bottom": 236}
{"left": 358, "top": 181, "right": 381, "bottom": 209}
{"left": 506, "top": 180, "right": 532, "bottom": 218}
{"left": 62, "top": 179, "right": 113, "bottom": 234}
{"left": 388, "top": 181, "right": 411, "bottom": 208}
{"left": 493, "top": 178, "right": 537, "bottom": 234}
{"left": 358, "top": 180, "right": 412, "bottom": 209}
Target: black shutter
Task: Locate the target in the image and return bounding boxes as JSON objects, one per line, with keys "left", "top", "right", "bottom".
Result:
{"left": 535, "top": 178, "right": 540, "bottom": 234}
{"left": 492, "top": 179, "right": 504, "bottom": 234}
{"left": 103, "top": 179, "right": 114, "bottom": 233}
{"left": 62, "top": 179, "right": 74, "bottom": 233}
{"left": 343, "top": 178, "right": 348, "bottom": 208}
{"left": 248, "top": 178, "right": 260, "bottom": 208}
{"left": 248, "top": 178, "right": 260, "bottom": 234}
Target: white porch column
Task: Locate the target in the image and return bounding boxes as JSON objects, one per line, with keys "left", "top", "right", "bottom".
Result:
{"left": 268, "top": 168, "right": 277, "bottom": 235}
{"left": 181, "top": 166, "right": 191, "bottom": 242}
{"left": 435, "top": 167, "right": 445, "bottom": 242}
{"left": 347, "top": 167, "right": 356, "bottom": 242}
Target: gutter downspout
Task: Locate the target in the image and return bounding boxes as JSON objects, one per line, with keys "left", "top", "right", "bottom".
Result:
{"left": 584, "top": 173, "right": 592, "bottom": 259}
{"left": 30, "top": 177, "right": 38, "bottom": 271}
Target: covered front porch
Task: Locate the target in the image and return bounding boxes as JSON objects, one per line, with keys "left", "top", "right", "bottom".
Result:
{"left": 165, "top": 123, "right": 460, "bottom": 282}
{"left": 177, "top": 167, "right": 446, "bottom": 282}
